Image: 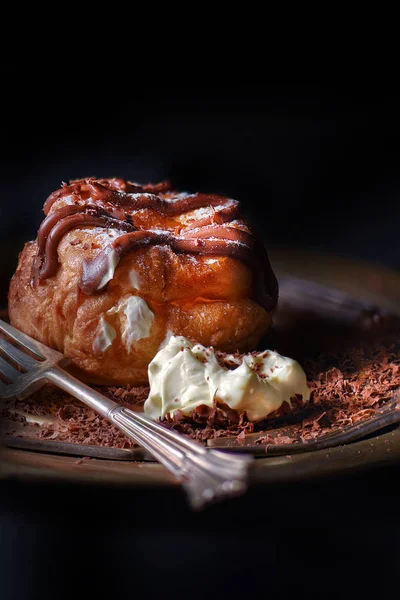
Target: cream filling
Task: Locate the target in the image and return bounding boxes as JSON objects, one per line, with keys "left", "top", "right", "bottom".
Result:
{"left": 129, "top": 269, "right": 141, "bottom": 290}
{"left": 96, "top": 247, "right": 120, "bottom": 290}
{"left": 92, "top": 317, "right": 116, "bottom": 353}
{"left": 119, "top": 296, "right": 154, "bottom": 350}
{"left": 144, "top": 336, "right": 311, "bottom": 422}
{"left": 92, "top": 296, "right": 154, "bottom": 354}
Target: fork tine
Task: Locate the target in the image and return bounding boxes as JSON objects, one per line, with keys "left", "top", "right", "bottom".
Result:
{"left": 0, "top": 319, "right": 46, "bottom": 359}
{"left": 0, "top": 355, "right": 21, "bottom": 382}
{"left": 0, "top": 336, "right": 39, "bottom": 371}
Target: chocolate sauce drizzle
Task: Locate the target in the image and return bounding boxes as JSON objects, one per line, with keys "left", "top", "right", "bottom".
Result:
{"left": 33, "top": 178, "right": 278, "bottom": 311}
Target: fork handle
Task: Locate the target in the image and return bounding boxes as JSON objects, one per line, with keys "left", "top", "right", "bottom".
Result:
{"left": 46, "top": 366, "right": 253, "bottom": 509}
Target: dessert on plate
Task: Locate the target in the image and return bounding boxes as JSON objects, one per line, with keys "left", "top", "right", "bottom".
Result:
{"left": 8, "top": 178, "right": 278, "bottom": 385}
{"left": 4, "top": 177, "right": 399, "bottom": 450}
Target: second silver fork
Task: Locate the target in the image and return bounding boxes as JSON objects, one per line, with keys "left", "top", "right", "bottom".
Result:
{"left": 0, "top": 319, "right": 253, "bottom": 509}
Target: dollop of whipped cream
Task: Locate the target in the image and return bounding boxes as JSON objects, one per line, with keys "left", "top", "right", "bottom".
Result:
{"left": 93, "top": 317, "right": 116, "bottom": 353}
{"left": 92, "top": 296, "right": 154, "bottom": 354}
{"left": 144, "top": 336, "right": 310, "bottom": 422}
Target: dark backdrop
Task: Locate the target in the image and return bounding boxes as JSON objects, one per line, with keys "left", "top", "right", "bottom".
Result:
{"left": 2, "top": 81, "right": 400, "bottom": 301}
{"left": 1, "top": 78, "right": 400, "bottom": 598}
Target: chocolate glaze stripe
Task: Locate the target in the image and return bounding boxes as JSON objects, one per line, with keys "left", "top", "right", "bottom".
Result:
{"left": 183, "top": 204, "right": 241, "bottom": 230}
{"left": 181, "top": 224, "right": 253, "bottom": 244}
{"left": 43, "top": 179, "right": 173, "bottom": 215}
{"left": 44, "top": 178, "right": 238, "bottom": 219}
{"left": 38, "top": 178, "right": 278, "bottom": 310}
{"left": 44, "top": 180, "right": 239, "bottom": 224}
{"left": 87, "top": 181, "right": 240, "bottom": 217}
{"left": 36, "top": 206, "right": 242, "bottom": 285}
{"left": 37, "top": 205, "right": 130, "bottom": 253}
{"left": 79, "top": 230, "right": 278, "bottom": 311}
{"left": 36, "top": 213, "right": 135, "bottom": 280}
{"left": 85, "top": 178, "right": 173, "bottom": 196}
{"left": 44, "top": 182, "right": 92, "bottom": 215}
{"left": 83, "top": 178, "right": 172, "bottom": 194}
{"left": 36, "top": 205, "right": 242, "bottom": 285}
{"left": 45, "top": 190, "right": 238, "bottom": 235}
{"left": 80, "top": 230, "right": 253, "bottom": 294}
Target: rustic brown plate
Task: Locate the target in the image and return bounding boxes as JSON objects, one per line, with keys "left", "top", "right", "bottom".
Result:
{"left": 1, "top": 247, "right": 400, "bottom": 488}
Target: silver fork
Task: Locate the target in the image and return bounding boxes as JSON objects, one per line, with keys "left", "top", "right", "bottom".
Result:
{"left": 0, "top": 319, "right": 253, "bottom": 509}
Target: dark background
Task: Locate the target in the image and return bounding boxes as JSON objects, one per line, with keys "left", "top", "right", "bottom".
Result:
{"left": 2, "top": 80, "right": 400, "bottom": 299}
{"left": 1, "top": 76, "right": 400, "bottom": 598}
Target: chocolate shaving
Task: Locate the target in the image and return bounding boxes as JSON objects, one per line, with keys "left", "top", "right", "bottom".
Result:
{"left": 2, "top": 326, "right": 400, "bottom": 448}
{"left": 1, "top": 383, "right": 146, "bottom": 449}
{"left": 158, "top": 329, "right": 400, "bottom": 444}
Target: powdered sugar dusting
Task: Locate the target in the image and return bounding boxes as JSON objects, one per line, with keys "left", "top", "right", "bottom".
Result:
{"left": 75, "top": 227, "right": 121, "bottom": 239}
{"left": 178, "top": 199, "right": 238, "bottom": 224}
{"left": 179, "top": 206, "right": 214, "bottom": 223}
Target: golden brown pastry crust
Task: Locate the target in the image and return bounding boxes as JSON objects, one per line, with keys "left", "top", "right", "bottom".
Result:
{"left": 8, "top": 179, "right": 276, "bottom": 385}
